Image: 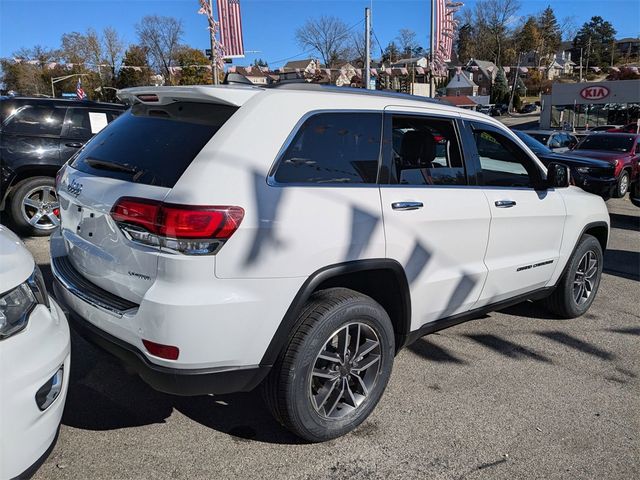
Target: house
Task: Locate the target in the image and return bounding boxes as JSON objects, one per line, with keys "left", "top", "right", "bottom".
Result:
{"left": 232, "top": 66, "right": 274, "bottom": 85}
{"left": 390, "top": 56, "right": 429, "bottom": 69}
{"left": 445, "top": 71, "right": 478, "bottom": 96}
{"left": 439, "top": 95, "right": 479, "bottom": 109}
{"left": 616, "top": 38, "right": 640, "bottom": 58}
{"left": 547, "top": 51, "right": 576, "bottom": 79}
{"left": 282, "top": 59, "right": 321, "bottom": 74}
{"left": 465, "top": 59, "right": 497, "bottom": 96}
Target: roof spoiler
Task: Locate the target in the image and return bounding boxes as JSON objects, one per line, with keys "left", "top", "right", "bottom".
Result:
{"left": 116, "top": 85, "right": 261, "bottom": 107}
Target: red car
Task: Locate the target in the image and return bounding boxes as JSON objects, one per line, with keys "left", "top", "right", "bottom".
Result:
{"left": 570, "top": 133, "right": 640, "bottom": 197}
{"left": 607, "top": 123, "right": 640, "bottom": 134}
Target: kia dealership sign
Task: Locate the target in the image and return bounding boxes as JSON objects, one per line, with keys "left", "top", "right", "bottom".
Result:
{"left": 579, "top": 85, "right": 610, "bottom": 100}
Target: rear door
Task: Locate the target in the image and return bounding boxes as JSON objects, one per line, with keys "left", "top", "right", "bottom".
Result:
{"left": 465, "top": 121, "right": 566, "bottom": 306}
{"left": 56, "top": 101, "right": 238, "bottom": 303}
{"left": 379, "top": 108, "right": 491, "bottom": 329}
{"left": 60, "top": 107, "right": 122, "bottom": 162}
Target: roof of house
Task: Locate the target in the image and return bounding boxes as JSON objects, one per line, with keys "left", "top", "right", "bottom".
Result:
{"left": 283, "top": 59, "right": 317, "bottom": 70}
{"left": 390, "top": 56, "right": 428, "bottom": 67}
{"left": 616, "top": 37, "right": 640, "bottom": 44}
{"left": 446, "top": 71, "right": 478, "bottom": 89}
{"left": 467, "top": 59, "right": 497, "bottom": 80}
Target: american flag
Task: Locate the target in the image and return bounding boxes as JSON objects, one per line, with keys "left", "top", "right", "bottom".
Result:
{"left": 76, "top": 78, "right": 87, "bottom": 100}
{"left": 217, "top": 0, "right": 244, "bottom": 58}
{"left": 433, "top": 1, "right": 463, "bottom": 74}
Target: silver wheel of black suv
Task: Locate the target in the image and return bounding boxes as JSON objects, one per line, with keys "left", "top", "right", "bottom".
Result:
{"left": 9, "top": 177, "right": 60, "bottom": 236}
{"left": 263, "top": 288, "right": 394, "bottom": 442}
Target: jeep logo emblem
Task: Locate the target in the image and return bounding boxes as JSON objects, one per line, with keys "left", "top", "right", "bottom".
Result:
{"left": 579, "top": 85, "right": 610, "bottom": 100}
{"left": 67, "top": 179, "right": 83, "bottom": 197}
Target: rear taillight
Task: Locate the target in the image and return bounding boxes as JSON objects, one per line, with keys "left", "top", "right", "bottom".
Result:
{"left": 110, "top": 197, "right": 244, "bottom": 255}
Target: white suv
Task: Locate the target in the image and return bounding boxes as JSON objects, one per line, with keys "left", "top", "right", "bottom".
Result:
{"left": 51, "top": 84, "right": 609, "bottom": 441}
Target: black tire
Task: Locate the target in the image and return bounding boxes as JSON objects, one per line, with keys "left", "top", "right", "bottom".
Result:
{"left": 615, "top": 170, "right": 630, "bottom": 198}
{"left": 263, "top": 288, "right": 395, "bottom": 442}
{"left": 9, "top": 176, "right": 60, "bottom": 236}
{"left": 542, "top": 234, "right": 603, "bottom": 319}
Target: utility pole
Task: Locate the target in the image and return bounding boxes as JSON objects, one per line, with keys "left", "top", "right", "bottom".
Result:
{"left": 508, "top": 53, "right": 522, "bottom": 113}
{"left": 579, "top": 47, "right": 583, "bottom": 82}
{"left": 429, "top": 0, "right": 435, "bottom": 97}
{"left": 210, "top": 0, "right": 219, "bottom": 84}
{"left": 365, "top": 7, "right": 371, "bottom": 89}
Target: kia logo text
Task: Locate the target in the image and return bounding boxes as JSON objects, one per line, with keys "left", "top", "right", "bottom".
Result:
{"left": 579, "top": 86, "right": 610, "bottom": 101}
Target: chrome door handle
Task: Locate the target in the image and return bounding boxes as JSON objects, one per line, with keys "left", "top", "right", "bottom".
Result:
{"left": 495, "top": 200, "right": 517, "bottom": 208}
{"left": 392, "top": 201, "right": 424, "bottom": 211}
{"left": 65, "top": 142, "right": 83, "bottom": 148}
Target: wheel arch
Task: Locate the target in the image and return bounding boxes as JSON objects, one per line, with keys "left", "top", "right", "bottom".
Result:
{"left": 259, "top": 259, "right": 412, "bottom": 367}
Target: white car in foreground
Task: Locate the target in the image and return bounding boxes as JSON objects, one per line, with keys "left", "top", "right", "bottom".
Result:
{"left": 0, "top": 225, "right": 70, "bottom": 479}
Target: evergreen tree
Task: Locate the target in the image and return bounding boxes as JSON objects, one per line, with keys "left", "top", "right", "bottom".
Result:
{"left": 491, "top": 67, "right": 509, "bottom": 104}
{"left": 456, "top": 24, "right": 474, "bottom": 63}
{"left": 572, "top": 16, "right": 617, "bottom": 68}
{"left": 538, "top": 6, "right": 561, "bottom": 58}
{"left": 382, "top": 42, "right": 400, "bottom": 64}
{"left": 518, "top": 17, "right": 541, "bottom": 54}
{"left": 117, "top": 45, "right": 152, "bottom": 88}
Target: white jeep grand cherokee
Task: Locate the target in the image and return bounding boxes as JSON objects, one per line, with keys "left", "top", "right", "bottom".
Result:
{"left": 51, "top": 84, "right": 609, "bottom": 442}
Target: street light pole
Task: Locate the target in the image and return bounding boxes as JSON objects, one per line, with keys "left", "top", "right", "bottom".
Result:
{"left": 364, "top": 7, "right": 371, "bottom": 89}
{"left": 429, "top": 0, "right": 435, "bottom": 98}
{"left": 209, "top": 0, "right": 219, "bottom": 85}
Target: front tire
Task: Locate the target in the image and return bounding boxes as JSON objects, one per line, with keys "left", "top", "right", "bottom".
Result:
{"left": 542, "top": 234, "right": 603, "bottom": 318}
{"left": 263, "top": 288, "right": 395, "bottom": 442}
{"left": 615, "top": 170, "right": 630, "bottom": 198}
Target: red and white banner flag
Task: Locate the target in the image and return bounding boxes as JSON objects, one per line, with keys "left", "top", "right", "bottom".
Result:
{"left": 433, "top": 1, "right": 463, "bottom": 75}
{"left": 217, "top": 0, "right": 245, "bottom": 58}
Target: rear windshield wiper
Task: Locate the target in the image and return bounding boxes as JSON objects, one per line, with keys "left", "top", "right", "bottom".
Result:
{"left": 85, "top": 158, "right": 139, "bottom": 175}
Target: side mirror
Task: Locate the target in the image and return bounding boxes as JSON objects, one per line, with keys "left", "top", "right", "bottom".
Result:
{"left": 547, "top": 162, "right": 571, "bottom": 189}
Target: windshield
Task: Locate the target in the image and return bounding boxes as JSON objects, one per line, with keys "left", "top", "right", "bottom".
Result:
{"left": 576, "top": 134, "right": 635, "bottom": 153}
{"left": 513, "top": 130, "right": 552, "bottom": 155}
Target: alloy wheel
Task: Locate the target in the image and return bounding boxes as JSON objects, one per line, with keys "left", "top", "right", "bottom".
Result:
{"left": 20, "top": 185, "right": 60, "bottom": 231}
{"left": 309, "top": 322, "right": 382, "bottom": 419}
{"left": 573, "top": 250, "right": 598, "bottom": 305}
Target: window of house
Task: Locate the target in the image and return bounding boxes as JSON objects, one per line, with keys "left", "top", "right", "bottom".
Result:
{"left": 273, "top": 112, "right": 382, "bottom": 184}
{"left": 473, "top": 128, "right": 541, "bottom": 188}
{"left": 388, "top": 116, "right": 466, "bottom": 186}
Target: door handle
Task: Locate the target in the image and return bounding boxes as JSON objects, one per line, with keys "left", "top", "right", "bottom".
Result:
{"left": 392, "top": 201, "right": 424, "bottom": 211}
{"left": 65, "top": 142, "right": 83, "bottom": 148}
{"left": 495, "top": 200, "right": 517, "bottom": 208}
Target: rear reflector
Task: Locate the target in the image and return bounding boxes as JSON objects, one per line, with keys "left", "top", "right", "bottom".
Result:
{"left": 110, "top": 197, "right": 244, "bottom": 255}
{"left": 143, "top": 339, "right": 180, "bottom": 360}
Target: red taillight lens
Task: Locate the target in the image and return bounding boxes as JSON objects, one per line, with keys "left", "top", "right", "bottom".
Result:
{"left": 142, "top": 339, "right": 179, "bottom": 360}
{"left": 111, "top": 198, "right": 161, "bottom": 233}
{"left": 110, "top": 197, "right": 244, "bottom": 254}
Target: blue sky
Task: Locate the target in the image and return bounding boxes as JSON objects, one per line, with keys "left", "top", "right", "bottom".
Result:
{"left": 1, "top": 0, "right": 638, "bottom": 68}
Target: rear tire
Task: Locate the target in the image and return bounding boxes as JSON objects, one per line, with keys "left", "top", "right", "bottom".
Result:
{"left": 263, "top": 288, "right": 395, "bottom": 442}
{"left": 542, "top": 234, "right": 603, "bottom": 318}
{"left": 9, "top": 176, "right": 60, "bottom": 236}
{"left": 615, "top": 170, "right": 630, "bottom": 198}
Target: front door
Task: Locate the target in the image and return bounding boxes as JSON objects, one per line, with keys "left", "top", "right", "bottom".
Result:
{"left": 466, "top": 122, "right": 566, "bottom": 306}
{"left": 379, "top": 109, "right": 491, "bottom": 330}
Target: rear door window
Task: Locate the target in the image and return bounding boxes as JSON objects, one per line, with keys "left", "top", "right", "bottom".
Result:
{"left": 64, "top": 108, "right": 121, "bottom": 139}
{"left": 70, "top": 102, "right": 237, "bottom": 188}
{"left": 1, "top": 105, "right": 65, "bottom": 136}
{"left": 272, "top": 112, "right": 382, "bottom": 184}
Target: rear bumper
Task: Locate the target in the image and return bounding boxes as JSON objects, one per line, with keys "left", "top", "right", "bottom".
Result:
{"left": 53, "top": 279, "right": 270, "bottom": 396}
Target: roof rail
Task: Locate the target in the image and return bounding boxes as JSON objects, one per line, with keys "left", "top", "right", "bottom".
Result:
{"left": 268, "top": 82, "right": 443, "bottom": 104}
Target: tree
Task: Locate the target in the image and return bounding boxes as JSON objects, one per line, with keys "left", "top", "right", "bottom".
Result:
{"left": 382, "top": 41, "right": 400, "bottom": 64}
{"left": 136, "top": 15, "right": 184, "bottom": 84}
{"left": 475, "top": 0, "right": 521, "bottom": 65}
{"left": 117, "top": 45, "right": 152, "bottom": 89}
{"left": 491, "top": 67, "right": 509, "bottom": 104}
{"left": 173, "top": 47, "right": 211, "bottom": 85}
{"left": 456, "top": 23, "right": 474, "bottom": 63}
{"left": 253, "top": 58, "right": 268, "bottom": 67}
{"left": 396, "top": 29, "right": 418, "bottom": 58}
{"left": 518, "top": 17, "right": 541, "bottom": 54}
{"left": 103, "top": 27, "right": 125, "bottom": 88}
{"left": 572, "top": 16, "right": 617, "bottom": 68}
{"left": 538, "top": 6, "right": 562, "bottom": 59}
{"left": 295, "top": 16, "right": 351, "bottom": 67}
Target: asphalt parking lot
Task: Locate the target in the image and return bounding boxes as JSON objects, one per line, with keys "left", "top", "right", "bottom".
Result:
{"left": 16, "top": 197, "right": 640, "bottom": 480}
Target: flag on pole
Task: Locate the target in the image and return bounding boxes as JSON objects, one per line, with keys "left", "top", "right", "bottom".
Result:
{"left": 76, "top": 78, "right": 86, "bottom": 100}
{"left": 217, "top": 0, "right": 245, "bottom": 58}
{"left": 433, "top": 1, "right": 463, "bottom": 75}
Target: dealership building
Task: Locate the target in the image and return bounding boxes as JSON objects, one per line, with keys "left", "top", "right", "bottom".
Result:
{"left": 540, "top": 79, "right": 640, "bottom": 129}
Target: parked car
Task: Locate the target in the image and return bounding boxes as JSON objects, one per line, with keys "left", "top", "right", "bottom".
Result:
{"left": 570, "top": 133, "right": 640, "bottom": 197}
{"left": 512, "top": 130, "right": 617, "bottom": 199}
{"left": 0, "top": 225, "right": 70, "bottom": 479}
{"left": 492, "top": 103, "right": 508, "bottom": 116}
{"left": 630, "top": 158, "right": 640, "bottom": 208}
{"left": 589, "top": 125, "right": 621, "bottom": 132}
{"left": 51, "top": 84, "right": 609, "bottom": 442}
{"left": 0, "top": 97, "right": 125, "bottom": 236}
{"left": 478, "top": 105, "right": 492, "bottom": 115}
{"left": 519, "top": 104, "right": 537, "bottom": 114}
{"left": 526, "top": 129, "right": 579, "bottom": 153}
{"left": 607, "top": 123, "right": 639, "bottom": 134}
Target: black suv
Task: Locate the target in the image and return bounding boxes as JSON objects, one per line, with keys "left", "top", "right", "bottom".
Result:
{"left": 0, "top": 97, "right": 125, "bottom": 235}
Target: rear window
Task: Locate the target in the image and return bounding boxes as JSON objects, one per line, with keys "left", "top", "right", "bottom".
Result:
{"left": 70, "top": 102, "right": 237, "bottom": 187}
{"left": 576, "top": 134, "right": 635, "bottom": 153}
